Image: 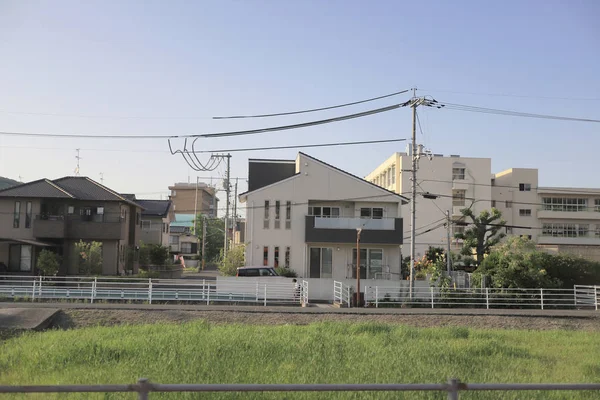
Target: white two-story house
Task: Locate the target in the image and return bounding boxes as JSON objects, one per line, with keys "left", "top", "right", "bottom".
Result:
{"left": 239, "top": 153, "right": 409, "bottom": 281}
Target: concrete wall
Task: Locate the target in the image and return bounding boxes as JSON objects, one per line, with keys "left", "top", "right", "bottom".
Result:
{"left": 0, "top": 198, "right": 42, "bottom": 240}
{"left": 243, "top": 153, "right": 404, "bottom": 279}
{"left": 493, "top": 168, "right": 539, "bottom": 238}
{"left": 102, "top": 240, "right": 119, "bottom": 275}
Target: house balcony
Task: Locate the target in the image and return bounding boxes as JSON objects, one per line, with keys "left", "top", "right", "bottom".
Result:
{"left": 305, "top": 216, "right": 403, "bottom": 245}
{"left": 33, "top": 214, "right": 127, "bottom": 241}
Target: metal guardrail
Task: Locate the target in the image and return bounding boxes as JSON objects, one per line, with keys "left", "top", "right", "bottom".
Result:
{"left": 333, "top": 280, "right": 351, "bottom": 307}
{"left": 0, "top": 276, "right": 308, "bottom": 306}
{"left": 0, "top": 378, "right": 599, "bottom": 399}
{"left": 364, "top": 285, "right": 599, "bottom": 310}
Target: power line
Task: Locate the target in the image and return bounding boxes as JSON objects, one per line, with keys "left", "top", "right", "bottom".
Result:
{"left": 435, "top": 101, "right": 600, "bottom": 123}
{"left": 195, "top": 138, "right": 407, "bottom": 153}
{"left": 0, "top": 109, "right": 213, "bottom": 120}
{"left": 0, "top": 101, "right": 411, "bottom": 140}
{"left": 212, "top": 89, "right": 410, "bottom": 119}
{"left": 420, "top": 88, "right": 600, "bottom": 102}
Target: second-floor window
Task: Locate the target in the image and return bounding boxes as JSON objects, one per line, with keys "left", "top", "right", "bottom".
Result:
{"left": 13, "top": 201, "right": 20, "bottom": 228}
{"left": 519, "top": 209, "right": 532, "bottom": 217}
{"left": 285, "top": 201, "right": 291, "bottom": 229}
{"left": 25, "top": 202, "right": 32, "bottom": 229}
{"left": 169, "top": 235, "right": 179, "bottom": 245}
{"left": 519, "top": 183, "right": 531, "bottom": 191}
{"left": 141, "top": 220, "right": 151, "bottom": 229}
{"left": 274, "top": 201, "right": 281, "bottom": 229}
{"left": 542, "top": 197, "right": 588, "bottom": 212}
{"left": 595, "top": 199, "right": 600, "bottom": 212}
{"left": 452, "top": 168, "right": 465, "bottom": 180}
{"left": 452, "top": 190, "right": 466, "bottom": 207}
{"left": 360, "top": 207, "right": 384, "bottom": 219}
{"left": 264, "top": 201, "right": 270, "bottom": 229}
{"left": 308, "top": 206, "right": 340, "bottom": 218}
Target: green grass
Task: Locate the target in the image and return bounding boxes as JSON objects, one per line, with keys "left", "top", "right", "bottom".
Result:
{"left": 1, "top": 322, "right": 599, "bottom": 399}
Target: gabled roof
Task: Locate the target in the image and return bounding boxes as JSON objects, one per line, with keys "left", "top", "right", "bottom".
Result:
{"left": 0, "top": 179, "right": 75, "bottom": 198}
{"left": 137, "top": 200, "right": 172, "bottom": 217}
{"left": 0, "top": 176, "right": 141, "bottom": 207}
{"left": 239, "top": 152, "right": 409, "bottom": 204}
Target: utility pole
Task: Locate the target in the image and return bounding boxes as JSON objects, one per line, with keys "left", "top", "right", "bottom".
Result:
{"left": 409, "top": 89, "right": 418, "bottom": 299}
{"left": 201, "top": 214, "right": 207, "bottom": 270}
{"left": 446, "top": 210, "right": 452, "bottom": 274}
{"left": 194, "top": 176, "right": 200, "bottom": 263}
{"left": 223, "top": 154, "right": 231, "bottom": 257}
{"left": 232, "top": 178, "right": 238, "bottom": 246}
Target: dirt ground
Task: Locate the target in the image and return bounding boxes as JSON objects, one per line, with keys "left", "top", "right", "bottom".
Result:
{"left": 51, "top": 309, "right": 600, "bottom": 331}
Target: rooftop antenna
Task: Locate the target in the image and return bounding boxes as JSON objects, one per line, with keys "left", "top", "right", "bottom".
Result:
{"left": 75, "top": 149, "right": 82, "bottom": 176}
{"left": 99, "top": 172, "right": 104, "bottom": 185}
{"left": 18, "top": 175, "right": 23, "bottom": 182}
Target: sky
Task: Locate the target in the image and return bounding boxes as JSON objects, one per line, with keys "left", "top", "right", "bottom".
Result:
{"left": 1, "top": 0, "right": 599, "bottom": 213}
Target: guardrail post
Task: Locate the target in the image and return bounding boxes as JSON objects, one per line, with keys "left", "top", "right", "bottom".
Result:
{"left": 202, "top": 279, "right": 206, "bottom": 300}
{"left": 207, "top": 283, "right": 210, "bottom": 305}
{"left": 485, "top": 288, "right": 489, "bottom": 310}
{"left": 540, "top": 288, "right": 544, "bottom": 310}
{"left": 595, "top": 286, "right": 598, "bottom": 311}
{"left": 148, "top": 279, "right": 153, "bottom": 304}
{"left": 38, "top": 276, "right": 43, "bottom": 298}
{"left": 375, "top": 286, "right": 379, "bottom": 308}
{"left": 31, "top": 279, "right": 36, "bottom": 302}
{"left": 447, "top": 378, "right": 460, "bottom": 400}
{"left": 137, "top": 378, "right": 151, "bottom": 400}
{"left": 264, "top": 285, "right": 267, "bottom": 307}
{"left": 91, "top": 277, "right": 97, "bottom": 304}
{"left": 256, "top": 281, "right": 259, "bottom": 303}
{"left": 431, "top": 286, "right": 434, "bottom": 309}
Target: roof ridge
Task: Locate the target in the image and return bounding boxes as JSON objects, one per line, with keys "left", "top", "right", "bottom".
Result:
{"left": 0, "top": 178, "right": 76, "bottom": 198}
{"left": 44, "top": 179, "right": 77, "bottom": 198}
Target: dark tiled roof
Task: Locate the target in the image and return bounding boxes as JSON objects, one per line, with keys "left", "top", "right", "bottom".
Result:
{"left": 121, "top": 194, "right": 137, "bottom": 201}
{"left": 0, "top": 179, "right": 74, "bottom": 199}
{"left": 169, "top": 226, "right": 189, "bottom": 234}
{"left": 137, "top": 200, "right": 172, "bottom": 217}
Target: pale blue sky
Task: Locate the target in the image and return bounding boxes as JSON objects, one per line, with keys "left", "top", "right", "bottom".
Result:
{"left": 1, "top": 0, "right": 599, "bottom": 205}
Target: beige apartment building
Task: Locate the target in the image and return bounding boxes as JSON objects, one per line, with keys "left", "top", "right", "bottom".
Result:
{"left": 168, "top": 182, "right": 218, "bottom": 217}
{"left": 367, "top": 144, "right": 600, "bottom": 262}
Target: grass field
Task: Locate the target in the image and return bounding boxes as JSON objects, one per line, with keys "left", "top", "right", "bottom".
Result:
{"left": 1, "top": 321, "right": 599, "bottom": 399}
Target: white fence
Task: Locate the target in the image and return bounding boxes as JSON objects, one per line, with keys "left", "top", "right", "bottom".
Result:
{"left": 333, "top": 281, "right": 351, "bottom": 307}
{"left": 1, "top": 378, "right": 599, "bottom": 399}
{"left": 364, "top": 285, "right": 600, "bottom": 310}
{"left": 0, "top": 276, "right": 308, "bottom": 306}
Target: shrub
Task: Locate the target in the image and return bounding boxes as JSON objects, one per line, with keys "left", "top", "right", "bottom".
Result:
{"left": 139, "top": 244, "right": 171, "bottom": 267}
{"left": 36, "top": 250, "right": 62, "bottom": 276}
{"left": 135, "top": 270, "right": 160, "bottom": 279}
{"left": 275, "top": 267, "right": 297, "bottom": 278}
{"left": 219, "top": 245, "right": 245, "bottom": 276}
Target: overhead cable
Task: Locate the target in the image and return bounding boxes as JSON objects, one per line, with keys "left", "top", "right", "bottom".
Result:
{"left": 212, "top": 89, "right": 410, "bottom": 119}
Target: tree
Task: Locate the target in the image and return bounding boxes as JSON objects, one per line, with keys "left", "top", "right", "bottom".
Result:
{"left": 36, "top": 250, "right": 62, "bottom": 276}
{"left": 194, "top": 214, "right": 225, "bottom": 262}
{"left": 219, "top": 245, "right": 245, "bottom": 276}
{"left": 139, "top": 243, "right": 171, "bottom": 267}
{"left": 75, "top": 240, "right": 103, "bottom": 275}
{"left": 473, "top": 236, "right": 561, "bottom": 288}
{"left": 455, "top": 207, "right": 506, "bottom": 267}
{"left": 425, "top": 246, "right": 445, "bottom": 264}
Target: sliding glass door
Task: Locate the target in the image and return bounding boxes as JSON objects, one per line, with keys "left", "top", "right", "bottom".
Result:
{"left": 309, "top": 247, "right": 333, "bottom": 278}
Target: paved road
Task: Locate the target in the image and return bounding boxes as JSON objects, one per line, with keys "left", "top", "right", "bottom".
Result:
{"left": 1, "top": 302, "right": 598, "bottom": 318}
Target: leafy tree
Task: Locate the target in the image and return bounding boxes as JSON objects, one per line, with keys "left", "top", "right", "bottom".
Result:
{"left": 425, "top": 246, "right": 445, "bottom": 264}
{"left": 542, "top": 253, "right": 600, "bottom": 288}
{"left": 219, "top": 245, "right": 245, "bottom": 276}
{"left": 194, "top": 214, "right": 225, "bottom": 262}
{"left": 36, "top": 249, "right": 62, "bottom": 276}
{"left": 455, "top": 208, "right": 506, "bottom": 267}
{"left": 139, "top": 243, "right": 171, "bottom": 267}
{"left": 75, "top": 240, "right": 103, "bottom": 275}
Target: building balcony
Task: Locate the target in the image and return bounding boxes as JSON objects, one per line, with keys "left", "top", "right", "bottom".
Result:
{"left": 537, "top": 208, "right": 600, "bottom": 220}
{"left": 33, "top": 214, "right": 127, "bottom": 241}
{"left": 305, "top": 216, "right": 403, "bottom": 245}
{"left": 537, "top": 234, "right": 600, "bottom": 246}
{"left": 33, "top": 215, "right": 66, "bottom": 239}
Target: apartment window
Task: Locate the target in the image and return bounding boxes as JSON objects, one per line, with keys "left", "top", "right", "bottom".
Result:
{"left": 352, "top": 248, "right": 383, "bottom": 279}
{"left": 491, "top": 200, "right": 496, "bottom": 208}
{"left": 309, "top": 247, "right": 333, "bottom": 278}
{"left": 491, "top": 179, "right": 495, "bottom": 187}
{"left": 263, "top": 246, "right": 269, "bottom": 266}
{"left": 452, "top": 190, "right": 466, "bottom": 207}
{"left": 453, "top": 223, "right": 466, "bottom": 237}
{"left": 360, "top": 207, "right": 384, "bottom": 219}
{"left": 595, "top": 199, "right": 600, "bottom": 212}
{"left": 387, "top": 168, "right": 392, "bottom": 186}
{"left": 542, "top": 197, "right": 588, "bottom": 212}
{"left": 391, "top": 165, "right": 396, "bottom": 185}
{"left": 169, "top": 235, "right": 179, "bottom": 245}
{"left": 141, "top": 220, "right": 151, "bottom": 229}
{"left": 13, "top": 201, "right": 20, "bottom": 228}
{"left": 542, "top": 223, "right": 589, "bottom": 238}
{"left": 274, "top": 246, "right": 280, "bottom": 268}
{"left": 285, "top": 247, "right": 290, "bottom": 268}
{"left": 25, "top": 202, "right": 32, "bottom": 229}
{"left": 519, "top": 209, "right": 532, "bottom": 217}
{"left": 309, "top": 206, "right": 340, "bottom": 218}
{"left": 595, "top": 225, "right": 600, "bottom": 238}
{"left": 263, "top": 200, "right": 270, "bottom": 229}
{"left": 274, "top": 201, "right": 281, "bottom": 229}
{"left": 285, "top": 201, "right": 291, "bottom": 229}
{"left": 519, "top": 183, "right": 531, "bottom": 192}
{"left": 452, "top": 168, "right": 466, "bottom": 180}
{"left": 181, "top": 242, "right": 192, "bottom": 253}
{"left": 506, "top": 201, "right": 513, "bottom": 208}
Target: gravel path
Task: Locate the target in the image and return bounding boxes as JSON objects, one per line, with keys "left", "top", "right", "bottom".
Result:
{"left": 52, "top": 309, "right": 600, "bottom": 331}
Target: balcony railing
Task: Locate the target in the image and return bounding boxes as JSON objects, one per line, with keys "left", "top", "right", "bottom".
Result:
{"left": 313, "top": 216, "right": 395, "bottom": 230}
{"left": 346, "top": 263, "right": 394, "bottom": 280}
{"left": 305, "top": 216, "right": 403, "bottom": 245}
{"left": 33, "top": 214, "right": 127, "bottom": 240}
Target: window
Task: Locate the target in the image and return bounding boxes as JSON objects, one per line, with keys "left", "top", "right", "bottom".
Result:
{"left": 519, "top": 183, "right": 531, "bottom": 192}
{"left": 169, "top": 235, "right": 179, "bottom": 245}
{"left": 163, "top": 223, "right": 166, "bottom": 233}
{"left": 8, "top": 244, "right": 32, "bottom": 272}
{"left": 274, "top": 246, "right": 279, "bottom": 268}
{"left": 264, "top": 201, "right": 270, "bottom": 229}
{"left": 97, "top": 207, "right": 104, "bottom": 215}
{"left": 274, "top": 201, "right": 281, "bottom": 229}
{"left": 285, "top": 201, "right": 291, "bottom": 229}
{"left": 180, "top": 242, "right": 192, "bottom": 253}
{"left": 141, "top": 220, "right": 151, "bottom": 229}
{"left": 519, "top": 209, "right": 532, "bottom": 217}
{"left": 309, "top": 247, "right": 332, "bottom": 278}
{"left": 595, "top": 199, "right": 600, "bottom": 212}
{"left": 542, "top": 197, "right": 588, "bottom": 212}
{"left": 360, "top": 207, "right": 383, "bottom": 219}
{"left": 505, "top": 227, "right": 513, "bottom": 234}
{"left": 352, "top": 248, "right": 383, "bottom": 279}
{"left": 491, "top": 200, "right": 496, "bottom": 208}
{"left": 453, "top": 223, "right": 465, "bottom": 237}
{"left": 452, "top": 168, "right": 466, "bottom": 180}
{"left": 452, "top": 190, "right": 466, "bottom": 207}
{"left": 263, "top": 246, "right": 269, "bottom": 266}
{"left": 309, "top": 206, "right": 340, "bottom": 218}
{"left": 506, "top": 201, "right": 512, "bottom": 208}
{"left": 13, "top": 201, "right": 20, "bottom": 228}
{"left": 595, "top": 225, "right": 600, "bottom": 238}
{"left": 372, "top": 208, "right": 383, "bottom": 219}
{"left": 387, "top": 168, "right": 392, "bottom": 186}
{"left": 67, "top": 206, "right": 75, "bottom": 214}
{"left": 25, "top": 201, "right": 32, "bottom": 229}
{"left": 136, "top": 212, "right": 141, "bottom": 226}
{"left": 491, "top": 179, "right": 495, "bottom": 187}
{"left": 285, "top": 247, "right": 290, "bottom": 268}
{"left": 542, "top": 223, "right": 590, "bottom": 238}
{"left": 171, "top": 190, "right": 176, "bottom": 196}
{"left": 391, "top": 165, "right": 396, "bottom": 185}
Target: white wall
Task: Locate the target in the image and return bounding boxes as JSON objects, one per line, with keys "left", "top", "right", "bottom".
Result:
{"left": 242, "top": 153, "right": 405, "bottom": 279}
